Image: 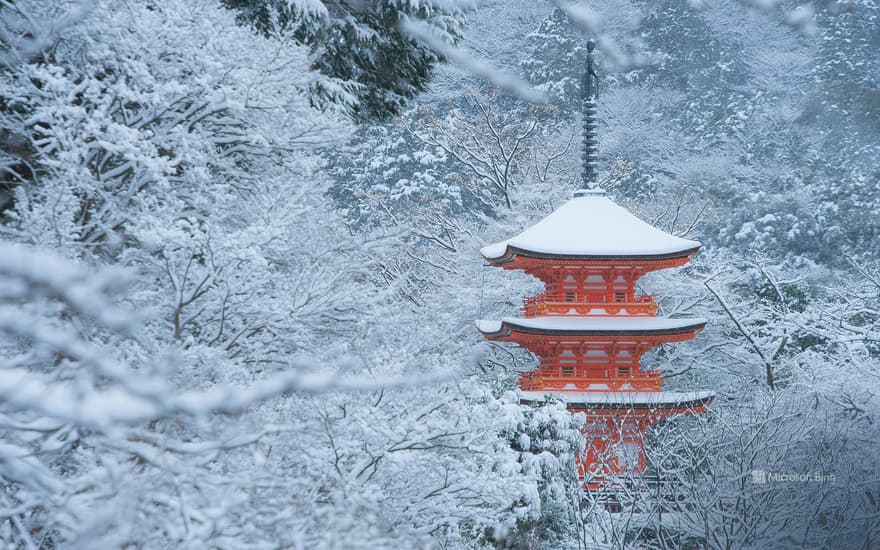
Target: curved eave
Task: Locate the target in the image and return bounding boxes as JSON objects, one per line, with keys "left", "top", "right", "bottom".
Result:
{"left": 482, "top": 244, "right": 702, "bottom": 267}
{"left": 475, "top": 318, "right": 707, "bottom": 338}
{"left": 520, "top": 390, "right": 715, "bottom": 410}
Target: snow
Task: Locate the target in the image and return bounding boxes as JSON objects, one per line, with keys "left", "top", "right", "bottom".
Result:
{"left": 476, "top": 319, "right": 504, "bottom": 333}
{"left": 519, "top": 390, "right": 716, "bottom": 406}
{"left": 481, "top": 189, "right": 701, "bottom": 260}
{"left": 475, "top": 315, "right": 707, "bottom": 335}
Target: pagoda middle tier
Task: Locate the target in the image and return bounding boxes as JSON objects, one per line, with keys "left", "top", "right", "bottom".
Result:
{"left": 476, "top": 316, "right": 705, "bottom": 392}
{"left": 477, "top": 188, "right": 713, "bottom": 484}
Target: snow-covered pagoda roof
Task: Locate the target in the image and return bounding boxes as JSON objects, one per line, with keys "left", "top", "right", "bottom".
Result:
{"left": 475, "top": 316, "right": 706, "bottom": 337}
{"left": 519, "top": 390, "right": 715, "bottom": 408}
{"left": 480, "top": 188, "right": 701, "bottom": 263}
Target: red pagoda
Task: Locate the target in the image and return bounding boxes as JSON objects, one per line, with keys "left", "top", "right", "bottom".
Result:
{"left": 476, "top": 40, "right": 713, "bottom": 487}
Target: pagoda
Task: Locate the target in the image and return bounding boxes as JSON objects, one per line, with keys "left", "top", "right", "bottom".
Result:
{"left": 476, "top": 40, "right": 713, "bottom": 487}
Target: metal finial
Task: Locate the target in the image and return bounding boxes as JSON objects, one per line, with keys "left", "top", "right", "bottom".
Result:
{"left": 581, "top": 38, "right": 599, "bottom": 189}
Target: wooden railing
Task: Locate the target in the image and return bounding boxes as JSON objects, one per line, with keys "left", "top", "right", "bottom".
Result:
{"left": 519, "top": 373, "right": 664, "bottom": 392}
{"left": 521, "top": 293, "right": 658, "bottom": 317}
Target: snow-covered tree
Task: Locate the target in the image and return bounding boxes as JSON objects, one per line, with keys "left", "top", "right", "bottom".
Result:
{"left": 222, "top": 0, "right": 471, "bottom": 120}
{"left": 0, "top": 1, "right": 563, "bottom": 546}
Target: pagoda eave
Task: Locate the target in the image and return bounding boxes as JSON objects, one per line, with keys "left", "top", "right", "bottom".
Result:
{"left": 476, "top": 317, "right": 707, "bottom": 339}
{"left": 519, "top": 390, "right": 714, "bottom": 411}
{"left": 483, "top": 244, "right": 701, "bottom": 268}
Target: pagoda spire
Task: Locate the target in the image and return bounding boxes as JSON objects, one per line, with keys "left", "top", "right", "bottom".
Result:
{"left": 581, "top": 39, "right": 599, "bottom": 190}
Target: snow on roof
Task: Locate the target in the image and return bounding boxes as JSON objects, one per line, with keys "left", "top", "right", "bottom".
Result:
{"left": 519, "top": 390, "right": 715, "bottom": 407}
{"left": 481, "top": 188, "right": 701, "bottom": 261}
{"left": 475, "top": 316, "right": 706, "bottom": 336}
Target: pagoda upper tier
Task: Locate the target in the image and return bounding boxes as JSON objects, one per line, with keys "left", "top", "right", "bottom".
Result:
{"left": 481, "top": 189, "right": 701, "bottom": 318}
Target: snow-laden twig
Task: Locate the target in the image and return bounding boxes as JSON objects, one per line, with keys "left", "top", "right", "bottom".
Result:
{"left": 0, "top": 365, "right": 449, "bottom": 428}
{"left": 704, "top": 277, "right": 776, "bottom": 389}
{"left": 0, "top": 1, "right": 89, "bottom": 67}
{"left": 400, "top": 18, "right": 546, "bottom": 104}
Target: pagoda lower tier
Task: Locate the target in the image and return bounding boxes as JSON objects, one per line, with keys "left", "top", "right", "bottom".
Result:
{"left": 521, "top": 391, "right": 713, "bottom": 488}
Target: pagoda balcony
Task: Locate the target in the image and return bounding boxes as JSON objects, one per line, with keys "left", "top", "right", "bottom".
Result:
{"left": 519, "top": 371, "right": 664, "bottom": 392}
{"left": 521, "top": 293, "right": 658, "bottom": 317}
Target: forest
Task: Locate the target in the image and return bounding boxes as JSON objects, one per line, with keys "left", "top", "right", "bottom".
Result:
{"left": 0, "top": 0, "right": 878, "bottom": 548}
